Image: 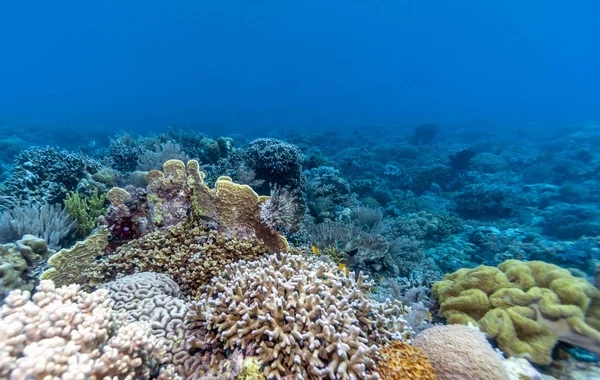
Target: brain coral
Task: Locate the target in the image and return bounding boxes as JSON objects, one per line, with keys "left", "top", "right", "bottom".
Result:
{"left": 0, "top": 280, "right": 171, "bottom": 379}
{"left": 187, "top": 253, "right": 411, "bottom": 380}
{"left": 433, "top": 259, "right": 600, "bottom": 364}
{"left": 100, "top": 273, "right": 193, "bottom": 374}
{"left": 375, "top": 340, "right": 436, "bottom": 380}
{"left": 90, "top": 222, "right": 270, "bottom": 298}
{"left": 413, "top": 325, "right": 508, "bottom": 380}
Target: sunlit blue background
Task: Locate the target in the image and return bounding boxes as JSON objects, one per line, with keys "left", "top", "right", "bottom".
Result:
{"left": 1, "top": 0, "right": 598, "bottom": 135}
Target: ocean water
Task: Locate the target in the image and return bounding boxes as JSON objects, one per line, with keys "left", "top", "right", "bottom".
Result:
{"left": 0, "top": 1, "right": 599, "bottom": 379}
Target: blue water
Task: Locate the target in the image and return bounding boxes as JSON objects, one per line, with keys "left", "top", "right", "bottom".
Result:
{"left": 1, "top": 2, "right": 600, "bottom": 379}
{"left": 1, "top": 0, "right": 599, "bottom": 138}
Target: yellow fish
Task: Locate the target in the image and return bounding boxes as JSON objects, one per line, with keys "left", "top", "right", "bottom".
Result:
{"left": 338, "top": 263, "right": 350, "bottom": 275}
{"left": 311, "top": 245, "right": 320, "bottom": 255}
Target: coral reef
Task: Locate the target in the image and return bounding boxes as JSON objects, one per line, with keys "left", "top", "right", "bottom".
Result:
{"left": 187, "top": 253, "right": 411, "bottom": 379}
{"left": 433, "top": 260, "right": 600, "bottom": 364}
{"left": 0, "top": 280, "right": 170, "bottom": 379}
{"left": 0, "top": 146, "right": 106, "bottom": 207}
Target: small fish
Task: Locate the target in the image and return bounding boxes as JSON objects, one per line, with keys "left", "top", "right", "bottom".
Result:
{"left": 338, "top": 263, "right": 350, "bottom": 275}
{"left": 311, "top": 245, "right": 320, "bottom": 255}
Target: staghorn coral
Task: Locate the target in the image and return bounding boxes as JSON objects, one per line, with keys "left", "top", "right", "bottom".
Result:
{"left": 187, "top": 253, "right": 411, "bottom": 380}
{"left": 40, "top": 231, "right": 109, "bottom": 287}
{"left": 90, "top": 222, "right": 270, "bottom": 298}
{"left": 0, "top": 280, "right": 170, "bottom": 379}
{"left": 413, "top": 325, "right": 508, "bottom": 380}
{"left": 433, "top": 260, "right": 600, "bottom": 364}
{"left": 375, "top": 340, "right": 436, "bottom": 380}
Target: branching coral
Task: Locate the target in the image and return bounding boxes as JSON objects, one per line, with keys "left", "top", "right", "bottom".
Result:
{"left": 89, "top": 222, "right": 270, "bottom": 298}
{"left": 245, "top": 138, "right": 305, "bottom": 192}
{"left": 0, "top": 146, "right": 105, "bottom": 207}
{"left": 433, "top": 259, "right": 600, "bottom": 364}
{"left": 63, "top": 188, "right": 106, "bottom": 237}
{"left": 0, "top": 280, "right": 170, "bottom": 379}
{"left": 187, "top": 253, "right": 411, "bottom": 379}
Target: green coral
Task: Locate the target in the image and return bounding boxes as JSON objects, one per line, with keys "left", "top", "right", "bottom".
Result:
{"left": 63, "top": 189, "right": 106, "bottom": 237}
{"left": 433, "top": 259, "right": 600, "bottom": 364}
{"left": 236, "top": 357, "right": 265, "bottom": 380}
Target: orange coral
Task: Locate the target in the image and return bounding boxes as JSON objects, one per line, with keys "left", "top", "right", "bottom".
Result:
{"left": 376, "top": 341, "right": 436, "bottom": 380}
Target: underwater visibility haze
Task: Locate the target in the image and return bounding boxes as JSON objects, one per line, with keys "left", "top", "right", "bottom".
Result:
{"left": 0, "top": 1, "right": 600, "bottom": 379}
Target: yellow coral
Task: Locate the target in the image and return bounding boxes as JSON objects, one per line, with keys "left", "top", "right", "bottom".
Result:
{"left": 433, "top": 260, "right": 600, "bottom": 364}
{"left": 376, "top": 341, "right": 436, "bottom": 380}
{"left": 41, "top": 232, "right": 108, "bottom": 288}
{"left": 236, "top": 357, "right": 265, "bottom": 380}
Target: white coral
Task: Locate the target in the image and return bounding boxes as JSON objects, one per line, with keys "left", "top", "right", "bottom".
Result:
{"left": 0, "top": 280, "right": 167, "bottom": 379}
{"left": 187, "top": 254, "right": 411, "bottom": 379}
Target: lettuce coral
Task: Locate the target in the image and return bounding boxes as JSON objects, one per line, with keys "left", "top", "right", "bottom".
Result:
{"left": 433, "top": 259, "right": 600, "bottom": 364}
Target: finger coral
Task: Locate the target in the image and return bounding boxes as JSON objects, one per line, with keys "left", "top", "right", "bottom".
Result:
{"left": 433, "top": 259, "right": 600, "bottom": 364}
{"left": 187, "top": 253, "right": 411, "bottom": 379}
{"left": 0, "top": 280, "right": 169, "bottom": 379}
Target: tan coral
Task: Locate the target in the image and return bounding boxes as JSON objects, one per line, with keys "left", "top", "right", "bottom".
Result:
{"left": 187, "top": 253, "right": 411, "bottom": 380}
{"left": 0, "top": 280, "right": 168, "bottom": 379}
{"left": 88, "top": 222, "right": 271, "bottom": 298}
{"left": 413, "top": 325, "right": 508, "bottom": 380}
{"left": 40, "top": 231, "right": 108, "bottom": 287}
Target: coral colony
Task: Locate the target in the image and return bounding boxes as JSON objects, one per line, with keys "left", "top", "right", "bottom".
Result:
{"left": 1, "top": 123, "right": 600, "bottom": 379}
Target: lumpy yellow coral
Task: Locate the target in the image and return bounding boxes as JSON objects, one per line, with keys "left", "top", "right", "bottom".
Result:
{"left": 433, "top": 259, "right": 600, "bottom": 364}
{"left": 376, "top": 341, "right": 436, "bottom": 380}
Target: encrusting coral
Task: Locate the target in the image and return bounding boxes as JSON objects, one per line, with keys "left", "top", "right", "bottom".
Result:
{"left": 433, "top": 259, "right": 600, "bottom": 364}
{"left": 187, "top": 253, "right": 412, "bottom": 380}
{"left": 0, "top": 280, "right": 174, "bottom": 379}
{"left": 89, "top": 222, "right": 270, "bottom": 298}
{"left": 413, "top": 324, "right": 508, "bottom": 380}
{"left": 375, "top": 340, "right": 436, "bottom": 380}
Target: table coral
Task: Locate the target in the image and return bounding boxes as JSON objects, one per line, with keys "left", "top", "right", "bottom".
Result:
{"left": 433, "top": 259, "right": 600, "bottom": 364}
{"left": 187, "top": 253, "right": 411, "bottom": 379}
{"left": 0, "top": 280, "right": 169, "bottom": 379}
{"left": 375, "top": 340, "right": 436, "bottom": 380}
